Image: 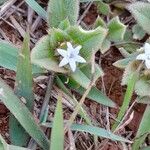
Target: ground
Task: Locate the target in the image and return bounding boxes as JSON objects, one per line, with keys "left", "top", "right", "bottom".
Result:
{"left": 0, "top": 1, "right": 147, "bottom": 149}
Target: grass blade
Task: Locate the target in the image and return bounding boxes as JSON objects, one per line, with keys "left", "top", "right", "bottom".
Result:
{"left": 25, "top": 0, "right": 47, "bottom": 20}
{"left": 74, "top": 86, "right": 116, "bottom": 108}
{"left": 43, "top": 123, "right": 132, "bottom": 143}
{"left": 0, "top": 78, "right": 49, "bottom": 150}
{"left": 71, "top": 124, "right": 132, "bottom": 143}
{"left": 132, "top": 105, "right": 150, "bottom": 150}
{"left": 50, "top": 96, "right": 64, "bottom": 150}
{"left": 9, "top": 34, "right": 34, "bottom": 146}
{"left": 112, "top": 72, "right": 138, "bottom": 130}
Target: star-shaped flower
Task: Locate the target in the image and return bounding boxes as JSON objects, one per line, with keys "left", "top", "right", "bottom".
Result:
{"left": 136, "top": 43, "right": 150, "bottom": 69}
{"left": 57, "top": 42, "right": 86, "bottom": 72}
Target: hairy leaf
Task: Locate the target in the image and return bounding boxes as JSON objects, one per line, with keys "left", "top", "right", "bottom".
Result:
{"left": 47, "top": 0, "right": 79, "bottom": 28}
{"left": 31, "top": 35, "right": 67, "bottom": 73}
{"left": 113, "top": 53, "right": 138, "bottom": 69}
{"left": 135, "top": 78, "right": 150, "bottom": 97}
{"left": 122, "top": 61, "right": 140, "bottom": 85}
{"left": 107, "top": 17, "right": 126, "bottom": 42}
{"left": 132, "top": 24, "right": 146, "bottom": 40}
{"left": 128, "top": 2, "right": 150, "bottom": 34}
{"left": 97, "top": 1, "right": 110, "bottom": 15}
{"left": 67, "top": 26, "right": 107, "bottom": 60}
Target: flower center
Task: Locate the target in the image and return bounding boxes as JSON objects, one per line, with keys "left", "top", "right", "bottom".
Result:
{"left": 69, "top": 52, "right": 75, "bottom": 59}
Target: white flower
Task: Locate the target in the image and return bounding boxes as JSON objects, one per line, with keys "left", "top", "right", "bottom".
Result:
{"left": 0, "top": 88, "right": 4, "bottom": 96}
{"left": 57, "top": 42, "right": 86, "bottom": 72}
{"left": 136, "top": 43, "right": 150, "bottom": 69}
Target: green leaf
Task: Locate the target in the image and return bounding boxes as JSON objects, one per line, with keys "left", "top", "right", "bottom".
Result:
{"left": 0, "top": 0, "right": 7, "bottom": 5}
{"left": 25, "top": 0, "right": 47, "bottom": 20}
{"left": 117, "top": 47, "right": 130, "bottom": 58}
{"left": 43, "top": 123, "right": 131, "bottom": 143}
{"left": 122, "top": 61, "right": 139, "bottom": 85}
{"left": 0, "top": 40, "right": 18, "bottom": 71}
{"left": 0, "top": 40, "right": 45, "bottom": 74}
{"left": 71, "top": 124, "right": 131, "bottom": 143}
{"left": 55, "top": 76, "right": 93, "bottom": 125}
{"left": 31, "top": 35, "right": 67, "bottom": 73}
{"left": 113, "top": 53, "right": 138, "bottom": 69}
{"left": 115, "top": 30, "right": 141, "bottom": 54}
{"left": 121, "top": 60, "right": 140, "bottom": 85}
{"left": 137, "top": 96, "right": 150, "bottom": 104}
{"left": 47, "top": 0, "right": 79, "bottom": 28}
{"left": 58, "top": 18, "right": 71, "bottom": 30}
{"left": 112, "top": 72, "right": 139, "bottom": 130}
{"left": 107, "top": 17, "right": 126, "bottom": 42}
{"left": 64, "top": 76, "right": 116, "bottom": 108}
{"left": 128, "top": 2, "right": 150, "bottom": 34}
{"left": 132, "top": 105, "right": 150, "bottom": 150}
{"left": 62, "top": 64, "right": 116, "bottom": 108}
{"left": 67, "top": 26, "right": 107, "bottom": 60}
{"left": 142, "top": 146, "right": 150, "bottom": 150}
{"left": 132, "top": 24, "right": 146, "bottom": 40}
{"left": 58, "top": 75, "right": 116, "bottom": 108}
{"left": 9, "top": 34, "right": 34, "bottom": 146}
{"left": 0, "top": 135, "right": 31, "bottom": 150}
{"left": 74, "top": 86, "right": 116, "bottom": 108}
{"left": 0, "top": 78, "right": 49, "bottom": 150}
{"left": 70, "top": 64, "right": 103, "bottom": 89}
{"left": 16, "top": 34, "right": 34, "bottom": 110}
{"left": 97, "top": 1, "right": 111, "bottom": 16}
{"left": 100, "top": 39, "right": 111, "bottom": 54}
{"left": 93, "top": 16, "right": 107, "bottom": 28}
{"left": 50, "top": 97, "right": 64, "bottom": 150}
{"left": 135, "top": 78, "right": 150, "bottom": 97}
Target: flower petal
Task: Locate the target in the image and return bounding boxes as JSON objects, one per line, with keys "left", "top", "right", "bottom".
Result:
{"left": 136, "top": 54, "right": 146, "bottom": 60}
{"left": 69, "top": 59, "right": 76, "bottom": 72}
{"left": 57, "top": 49, "right": 67, "bottom": 57}
{"left": 144, "top": 43, "right": 150, "bottom": 55}
{"left": 59, "top": 57, "right": 69, "bottom": 67}
{"left": 74, "top": 45, "right": 82, "bottom": 54}
{"left": 75, "top": 55, "right": 86, "bottom": 63}
{"left": 67, "top": 42, "right": 74, "bottom": 55}
{"left": 145, "top": 60, "right": 150, "bottom": 69}
{"left": 67, "top": 42, "right": 73, "bottom": 50}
